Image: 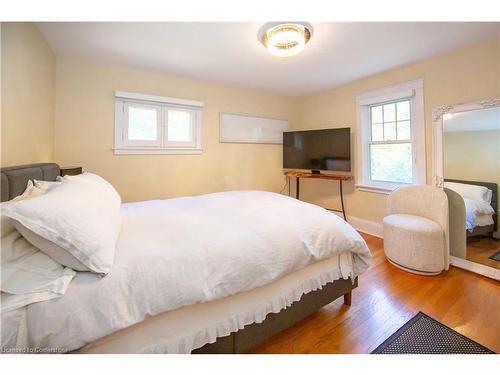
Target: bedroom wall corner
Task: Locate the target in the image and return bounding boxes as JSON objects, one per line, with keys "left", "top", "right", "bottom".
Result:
{"left": 0, "top": 22, "right": 56, "bottom": 167}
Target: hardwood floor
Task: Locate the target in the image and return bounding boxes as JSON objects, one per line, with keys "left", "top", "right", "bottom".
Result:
{"left": 251, "top": 233, "right": 500, "bottom": 354}
{"left": 466, "top": 238, "right": 500, "bottom": 270}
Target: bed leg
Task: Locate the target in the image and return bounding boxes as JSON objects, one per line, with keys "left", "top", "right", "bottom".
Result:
{"left": 343, "top": 291, "right": 352, "bottom": 306}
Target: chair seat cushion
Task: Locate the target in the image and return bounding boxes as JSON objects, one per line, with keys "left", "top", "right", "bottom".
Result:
{"left": 383, "top": 214, "right": 445, "bottom": 274}
{"left": 383, "top": 214, "right": 442, "bottom": 233}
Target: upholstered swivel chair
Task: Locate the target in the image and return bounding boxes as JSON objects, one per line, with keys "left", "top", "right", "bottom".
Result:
{"left": 383, "top": 185, "right": 449, "bottom": 275}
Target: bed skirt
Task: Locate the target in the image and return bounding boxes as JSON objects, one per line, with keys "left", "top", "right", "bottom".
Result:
{"left": 77, "top": 255, "right": 358, "bottom": 354}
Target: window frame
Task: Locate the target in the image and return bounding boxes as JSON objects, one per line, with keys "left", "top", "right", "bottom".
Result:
{"left": 114, "top": 91, "right": 204, "bottom": 155}
{"left": 356, "top": 79, "right": 425, "bottom": 194}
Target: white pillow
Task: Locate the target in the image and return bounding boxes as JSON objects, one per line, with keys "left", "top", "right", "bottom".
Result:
{"left": 14, "top": 222, "right": 89, "bottom": 271}
{"left": 11, "top": 178, "right": 89, "bottom": 271}
{"left": 62, "top": 173, "right": 121, "bottom": 206}
{"left": 444, "top": 181, "right": 492, "bottom": 204}
{"left": 33, "top": 177, "right": 63, "bottom": 191}
{"left": 463, "top": 197, "right": 495, "bottom": 216}
{"left": 2, "top": 173, "right": 122, "bottom": 275}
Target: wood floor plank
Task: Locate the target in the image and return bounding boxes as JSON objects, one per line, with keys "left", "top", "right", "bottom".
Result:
{"left": 251, "top": 233, "right": 500, "bottom": 354}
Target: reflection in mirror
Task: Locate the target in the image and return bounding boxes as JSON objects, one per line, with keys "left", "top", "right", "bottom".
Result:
{"left": 443, "top": 107, "right": 499, "bottom": 270}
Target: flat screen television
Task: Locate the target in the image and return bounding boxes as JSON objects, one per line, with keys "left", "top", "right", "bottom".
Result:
{"left": 283, "top": 128, "right": 351, "bottom": 173}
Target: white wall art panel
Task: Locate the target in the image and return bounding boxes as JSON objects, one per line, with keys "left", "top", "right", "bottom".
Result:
{"left": 220, "top": 112, "right": 289, "bottom": 144}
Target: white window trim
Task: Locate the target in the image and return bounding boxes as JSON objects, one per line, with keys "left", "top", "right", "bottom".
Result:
{"left": 115, "top": 91, "right": 204, "bottom": 108}
{"left": 113, "top": 91, "right": 204, "bottom": 155}
{"left": 355, "top": 79, "right": 425, "bottom": 194}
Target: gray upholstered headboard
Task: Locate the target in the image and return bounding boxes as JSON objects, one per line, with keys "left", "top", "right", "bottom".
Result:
{"left": 0, "top": 163, "right": 60, "bottom": 202}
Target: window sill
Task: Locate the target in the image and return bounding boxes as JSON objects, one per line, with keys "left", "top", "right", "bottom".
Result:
{"left": 355, "top": 183, "right": 399, "bottom": 195}
{"left": 112, "top": 147, "right": 203, "bottom": 155}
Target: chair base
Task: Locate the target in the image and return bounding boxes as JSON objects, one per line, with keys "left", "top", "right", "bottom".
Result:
{"left": 387, "top": 257, "right": 442, "bottom": 276}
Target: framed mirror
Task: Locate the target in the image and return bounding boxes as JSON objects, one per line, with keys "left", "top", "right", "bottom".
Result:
{"left": 432, "top": 98, "right": 500, "bottom": 280}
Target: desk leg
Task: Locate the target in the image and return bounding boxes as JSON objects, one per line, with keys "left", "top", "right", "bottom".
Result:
{"left": 340, "top": 180, "right": 347, "bottom": 221}
{"left": 296, "top": 177, "right": 300, "bottom": 200}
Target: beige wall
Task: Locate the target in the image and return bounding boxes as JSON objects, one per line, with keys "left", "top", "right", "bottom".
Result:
{"left": 54, "top": 57, "right": 293, "bottom": 202}
{"left": 444, "top": 130, "right": 500, "bottom": 189}
{"left": 292, "top": 38, "right": 500, "bottom": 223}
{"left": 1, "top": 22, "right": 55, "bottom": 166}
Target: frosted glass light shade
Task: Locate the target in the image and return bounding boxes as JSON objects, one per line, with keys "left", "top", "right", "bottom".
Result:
{"left": 261, "top": 23, "right": 311, "bottom": 57}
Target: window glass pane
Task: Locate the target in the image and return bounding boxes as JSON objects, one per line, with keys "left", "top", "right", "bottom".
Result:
{"left": 371, "top": 105, "right": 383, "bottom": 124}
{"left": 397, "top": 100, "right": 410, "bottom": 120}
{"left": 168, "top": 110, "right": 193, "bottom": 142}
{"left": 371, "top": 123, "right": 383, "bottom": 141}
{"left": 383, "top": 103, "right": 396, "bottom": 122}
{"left": 370, "top": 143, "right": 412, "bottom": 183}
{"left": 383, "top": 122, "right": 397, "bottom": 141}
{"left": 128, "top": 106, "right": 158, "bottom": 141}
{"left": 397, "top": 120, "right": 411, "bottom": 140}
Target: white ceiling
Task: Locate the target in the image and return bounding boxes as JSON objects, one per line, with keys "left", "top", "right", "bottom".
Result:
{"left": 444, "top": 107, "right": 500, "bottom": 132}
{"left": 37, "top": 22, "right": 499, "bottom": 96}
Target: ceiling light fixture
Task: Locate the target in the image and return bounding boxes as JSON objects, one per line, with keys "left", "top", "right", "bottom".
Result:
{"left": 260, "top": 22, "right": 312, "bottom": 57}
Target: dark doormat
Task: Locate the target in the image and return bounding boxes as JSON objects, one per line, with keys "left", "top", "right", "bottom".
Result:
{"left": 371, "top": 312, "right": 495, "bottom": 354}
{"left": 489, "top": 251, "right": 500, "bottom": 262}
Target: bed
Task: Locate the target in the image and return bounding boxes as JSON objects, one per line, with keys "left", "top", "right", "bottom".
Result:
{"left": 444, "top": 179, "right": 497, "bottom": 239}
{"left": 0, "top": 163, "right": 371, "bottom": 354}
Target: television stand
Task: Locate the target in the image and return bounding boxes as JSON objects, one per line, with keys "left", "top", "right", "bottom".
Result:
{"left": 284, "top": 171, "right": 353, "bottom": 221}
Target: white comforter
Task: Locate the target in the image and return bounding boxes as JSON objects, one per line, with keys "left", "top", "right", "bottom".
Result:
{"left": 2, "top": 191, "right": 371, "bottom": 352}
{"left": 464, "top": 197, "right": 495, "bottom": 231}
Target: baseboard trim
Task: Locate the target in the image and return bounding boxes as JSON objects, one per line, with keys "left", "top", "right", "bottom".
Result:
{"left": 333, "top": 212, "right": 383, "bottom": 238}
{"left": 450, "top": 256, "right": 500, "bottom": 281}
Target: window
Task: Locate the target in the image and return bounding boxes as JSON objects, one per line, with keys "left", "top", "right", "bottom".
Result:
{"left": 123, "top": 103, "right": 161, "bottom": 147}
{"left": 356, "top": 80, "right": 425, "bottom": 193}
{"left": 369, "top": 100, "right": 412, "bottom": 184}
{"left": 114, "top": 91, "right": 203, "bottom": 154}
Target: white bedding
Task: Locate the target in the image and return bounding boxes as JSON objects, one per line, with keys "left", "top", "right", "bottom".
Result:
{"left": 1, "top": 191, "right": 371, "bottom": 353}
{"left": 444, "top": 181, "right": 495, "bottom": 231}
{"left": 463, "top": 197, "right": 495, "bottom": 231}
{"left": 1, "top": 183, "right": 76, "bottom": 315}
{"left": 6, "top": 254, "right": 356, "bottom": 354}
